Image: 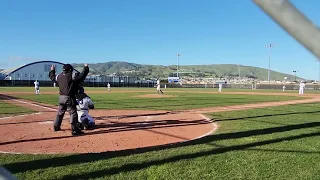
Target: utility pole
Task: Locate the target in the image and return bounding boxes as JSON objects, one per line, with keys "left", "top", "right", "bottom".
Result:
{"left": 238, "top": 64, "right": 241, "bottom": 80}
{"left": 318, "top": 61, "right": 320, "bottom": 83}
{"left": 265, "top": 43, "right": 275, "bottom": 83}
{"left": 176, "top": 53, "right": 181, "bottom": 78}
{"left": 293, "top": 70, "right": 298, "bottom": 82}
{"left": 318, "top": 61, "right": 320, "bottom": 91}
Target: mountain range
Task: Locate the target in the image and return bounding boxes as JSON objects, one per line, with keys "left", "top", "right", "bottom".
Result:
{"left": 72, "top": 61, "right": 304, "bottom": 81}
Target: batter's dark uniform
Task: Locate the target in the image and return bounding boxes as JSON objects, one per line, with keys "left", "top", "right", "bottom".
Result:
{"left": 49, "top": 64, "right": 89, "bottom": 135}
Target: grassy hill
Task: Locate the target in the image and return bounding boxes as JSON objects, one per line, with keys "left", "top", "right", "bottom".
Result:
{"left": 72, "top": 61, "right": 304, "bottom": 81}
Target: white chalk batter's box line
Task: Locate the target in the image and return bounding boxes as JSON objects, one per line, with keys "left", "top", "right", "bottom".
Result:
{"left": 12, "top": 99, "right": 56, "bottom": 111}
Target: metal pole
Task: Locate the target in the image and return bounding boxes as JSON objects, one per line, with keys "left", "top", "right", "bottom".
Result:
{"left": 238, "top": 64, "right": 241, "bottom": 80}
{"left": 318, "top": 61, "right": 320, "bottom": 91}
{"left": 319, "top": 62, "right": 320, "bottom": 83}
{"left": 268, "top": 46, "right": 270, "bottom": 83}
{"left": 293, "top": 70, "right": 297, "bottom": 82}
{"left": 253, "top": 0, "right": 320, "bottom": 60}
{"left": 265, "top": 44, "right": 275, "bottom": 83}
{"left": 176, "top": 53, "right": 181, "bottom": 78}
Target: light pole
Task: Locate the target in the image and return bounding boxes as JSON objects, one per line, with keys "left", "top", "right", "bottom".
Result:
{"left": 265, "top": 43, "right": 275, "bottom": 83}
{"left": 318, "top": 61, "right": 320, "bottom": 91}
{"left": 318, "top": 61, "right": 320, "bottom": 83}
{"left": 238, "top": 64, "right": 241, "bottom": 80}
{"left": 293, "top": 70, "right": 297, "bottom": 82}
{"left": 176, "top": 53, "right": 181, "bottom": 78}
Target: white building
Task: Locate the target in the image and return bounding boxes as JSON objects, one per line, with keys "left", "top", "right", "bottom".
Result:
{"left": 0, "top": 61, "right": 143, "bottom": 87}
{"left": 0, "top": 61, "right": 65, "bottom": 81}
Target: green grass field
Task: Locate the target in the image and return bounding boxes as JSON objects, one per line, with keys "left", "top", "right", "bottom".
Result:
{"left": 1, "top": 102, "right": 320, "bottom": 179}
{"left": 0, "top": 86, "right": 307, "bottom": 111}
{"left": 0, "top": 98, "right": 35, "bottom": 118}
{"left": 10, "top": 91, "right": 303, "bottom": 110}
{"left": 0, "top": 87, "right": 320, "bottom": 179}
{"left": 0, "top": 86, "right": 320, "bottom": 94}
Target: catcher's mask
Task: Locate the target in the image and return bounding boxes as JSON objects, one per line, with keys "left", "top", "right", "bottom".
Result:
{"left": 72, "top": 71, "right": 79, "bottom": 81}
{"left": 63, "top": 64, "right": 73, "bottom": 72}
{"left": 78, "top": 86, "right": 85, "bottom": 94}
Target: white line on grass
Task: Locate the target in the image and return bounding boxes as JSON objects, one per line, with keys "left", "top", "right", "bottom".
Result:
{"left": 1, "top": 95, "right": 56, "bottom": 111}
{"left": 0, "top": 112, "right": 42, "bottom": 120}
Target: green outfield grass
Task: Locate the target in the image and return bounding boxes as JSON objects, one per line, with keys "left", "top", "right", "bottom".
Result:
{"left": 0, "top": 98, "right": 35, "bottom": 118}
{"left": 1, "top": 102, "right": 320, "bottom": 179}
{"left": 0, "top": 86, "right": 319, "bottom": 94}
{"left": 10, "top": 91, "right": 303, "bottom": 110}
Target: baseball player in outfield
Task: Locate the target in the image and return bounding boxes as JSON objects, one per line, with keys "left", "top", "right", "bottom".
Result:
{"left": 282, "top": 85, "right": 286, "bottom": 92}
{"left": 156, "top": 79, "right": 163, "bottom": 94}
{"left": 107, "top": 83, "right": 111, "bottom": 92}
{"left": 34, "top": 80, "right": 40, "bottom": 95}
{"left": 76, "top": 87, "right": 95, "bottom": 130}
{"left": 299, "top": 81, "right": 305, "bottom": 95}
{"left": 218, "top": 83, "right": 222, "bottom": 92}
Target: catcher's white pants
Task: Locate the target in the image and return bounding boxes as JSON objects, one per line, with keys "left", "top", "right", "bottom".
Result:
{"left": 77, "top": 110, "right": 94, "bottom": 124}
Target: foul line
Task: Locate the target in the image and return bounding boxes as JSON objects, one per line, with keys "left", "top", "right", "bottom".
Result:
{"left": 0, "top": 112, "right": 42, "bottom": 120}
{"left": 0, "top": 95, "right": 56, "bottom": 111}
{"left": 11, "top": 99, "right": 56, "bottom": 111}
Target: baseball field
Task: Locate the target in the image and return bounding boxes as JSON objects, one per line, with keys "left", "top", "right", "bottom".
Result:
{"left": 1, "top": 87, "right": 320, "bottom": 179}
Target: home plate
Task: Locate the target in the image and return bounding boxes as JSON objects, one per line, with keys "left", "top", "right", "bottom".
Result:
{"left": 142, "top": 116, "right": 151, "bottom": 125}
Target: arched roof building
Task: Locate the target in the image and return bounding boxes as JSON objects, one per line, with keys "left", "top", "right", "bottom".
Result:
{"left": 0, "top": 61, "right": 66, "bottom": 81}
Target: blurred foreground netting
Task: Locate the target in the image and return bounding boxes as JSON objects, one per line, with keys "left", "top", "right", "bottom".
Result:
{"left": 0, "top": 166, "right": 18, "bottom": 180}
{"left": 253, "top": 0, "right": 320, "bottom": 60}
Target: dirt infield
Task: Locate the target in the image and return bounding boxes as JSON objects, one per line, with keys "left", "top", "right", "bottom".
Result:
{"left": 0, "top": 91, "right": 320, "bottom": 154}
{"left": 0, "top": 97, "right": 215, "bottom": 154}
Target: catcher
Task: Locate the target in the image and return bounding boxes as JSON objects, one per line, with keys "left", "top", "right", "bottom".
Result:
{"left": 76, "top": 87, "right": 95, "bottom": 130}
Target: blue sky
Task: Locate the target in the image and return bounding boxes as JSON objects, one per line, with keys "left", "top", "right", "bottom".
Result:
{"left": 0, "top": 0, "right": 319, "bottom": 80}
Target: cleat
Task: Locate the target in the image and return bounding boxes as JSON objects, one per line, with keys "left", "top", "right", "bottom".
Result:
{"left": 53, "top": 126, "right": 61, "bottom": 131}
{"left": 72, "top": 129, "right": 84, "bottom": 136}
{"left": 71, "top": 124, "right": 84, "bottom": 136}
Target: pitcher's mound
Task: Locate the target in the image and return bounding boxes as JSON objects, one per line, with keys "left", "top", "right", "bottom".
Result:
{"left": 136, "top": 94, "right": 175, "bottom": 98}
